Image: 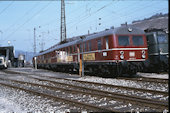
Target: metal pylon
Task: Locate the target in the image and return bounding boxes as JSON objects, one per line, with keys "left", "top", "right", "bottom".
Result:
{"left": 60, "top": 0, "right": 66, "bottom": 42}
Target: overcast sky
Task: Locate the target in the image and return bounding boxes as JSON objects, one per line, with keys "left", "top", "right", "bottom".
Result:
{"left": 0, "top": 0, "right": 168, "bottom": 52}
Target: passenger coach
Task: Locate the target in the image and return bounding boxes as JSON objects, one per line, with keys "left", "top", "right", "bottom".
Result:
{"left": 34, "top": 26, "right": 148, "bottom": 76}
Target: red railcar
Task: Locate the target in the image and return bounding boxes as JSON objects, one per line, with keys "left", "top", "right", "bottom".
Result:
{"left": 34, "top": 26, "right": 148, "bottom": 76}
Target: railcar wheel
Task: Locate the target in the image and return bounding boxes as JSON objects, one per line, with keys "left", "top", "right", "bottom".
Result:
{"left": 116, "top": 63, "right": 123, "bottom": 77}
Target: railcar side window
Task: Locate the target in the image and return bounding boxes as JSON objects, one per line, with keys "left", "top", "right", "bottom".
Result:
{"left": 66, "top": 48, "right": 68, "bottom": 55}
{"left": 84, "top": 43, "right": 88, "bottom": 52}
{"left": 132, "top": 36, "right": 144, "bottom": 46}
{"left": 105, "top": 37, "right": 109, "bottom": 49}
{"left": 97, "top": 40, "right": 102, "bottom": 50}
{"left": 80, "top": 44, "right": 82, "bottom": 52}
{"left": 69, "top": 46, "right": 72, "bottom": 54}
{"left": 157, "top": 34, "right": 168, "bottom": 43}
{"left": 118, "top": 36, "right": 130, "bottom": 46}
{"left": 73, "top": 45, "right": 76, "bottom": 53}
{"left": 88, "top": 41, "right": 92, "bottom": 51}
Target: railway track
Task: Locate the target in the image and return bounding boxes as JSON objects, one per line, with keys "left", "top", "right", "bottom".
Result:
{"left": 117, "top": 77, "right": 168, "bottom": 84}
{"left": 1, "top": 70, "right": 168, "bottom": 98}
{"left": 2, "top": 69, "right": 168, "bottom": 84}
{"left": 0, "top": 76, "right": 168, "bottom": 112}
{"left": 1, "top": 70, "right": 168, "bottom": 97}
{"left": 0, "top": 69, "right": 168, "bottom": 112}
{"left": 39, "top": 75, "right": 168, "bottom": 96}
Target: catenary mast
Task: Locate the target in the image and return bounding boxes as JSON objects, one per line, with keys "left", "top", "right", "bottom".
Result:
{"left": 60, "top": 0, "right": 66, "bottom": 42}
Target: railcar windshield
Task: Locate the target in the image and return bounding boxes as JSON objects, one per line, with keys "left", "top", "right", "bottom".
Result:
{"left": 132, "top": 36, "right": 144, "bottom": 46}
{"left": 157, "top": 34, "right": 168, "bottom": 43}
{"left": 118, "top": 36, "right": 130, "bottom": 46}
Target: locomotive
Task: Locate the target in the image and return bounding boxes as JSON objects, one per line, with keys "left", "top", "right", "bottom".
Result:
{"left": 143, "top": 28, "right": 169, "bottom": 72}
{"left": 33, "top": 26, "right": 148, "bottom": 77}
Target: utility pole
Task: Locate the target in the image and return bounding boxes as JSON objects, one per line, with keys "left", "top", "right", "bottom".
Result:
{"left": 34, "top": 27, "right": 36, "bottom": 55}
{"left": 41, "top": 32, "right": 45, "bottom": 51}
{"left": 60, "top": 0, "right": 66, "bottom": 42}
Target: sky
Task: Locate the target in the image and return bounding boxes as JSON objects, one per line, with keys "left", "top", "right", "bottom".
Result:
{"left": 0, "top": 0, "right": 168, "bottom": 52}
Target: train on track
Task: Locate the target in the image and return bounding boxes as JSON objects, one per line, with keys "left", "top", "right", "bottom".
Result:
{"left": 143, "top": 28, "right": 169, "bottom": 72}
{"left": 0, "top": 56, "right": 8, "bottom": 69}
{"left": 33, "top": 26, "right": 149, "bottom": 76}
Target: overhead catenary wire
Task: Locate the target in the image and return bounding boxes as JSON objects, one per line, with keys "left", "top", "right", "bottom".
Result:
{"left": 67, "top": 1, "right": 114, "bottom": 31}
{"left": 2, "top": 1, "right": 54, "bottom": 43}
{"left": 4, "top": 1, "right": 40, "bottom": 33}
{"left": 0, "top": 1, "right": 14, "bottom": 16}
{"left": 38, "top": 1, "right": 98, "bottom": 30}
{"left": 36, "top": 1, "right": 100, "bottom": 45}
{"left": 67, "top": 1, "right": 167, "bottom": 37}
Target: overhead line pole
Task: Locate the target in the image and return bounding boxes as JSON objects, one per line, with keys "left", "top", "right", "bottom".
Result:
{"left": 34, "top": 27, "right": 36, "bottom": 55}
{"left": 60, "top": 0, "right": 67, "bottom": 42}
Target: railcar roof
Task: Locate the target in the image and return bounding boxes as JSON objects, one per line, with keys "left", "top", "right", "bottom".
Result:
{"left": 35, "top": 26, "right": 145, "bottom": 57}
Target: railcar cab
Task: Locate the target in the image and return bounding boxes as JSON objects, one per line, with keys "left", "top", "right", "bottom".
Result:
{"left": 112, "top": 26, "right": 148, "bottom": 74}
{"left": 114, "top": 26, "right": 148, "bottom": 61}
{"left": 144, "top": 28, "right": 169, "bottom": 72}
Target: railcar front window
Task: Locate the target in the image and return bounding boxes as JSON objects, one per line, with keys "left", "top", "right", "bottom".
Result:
{"left": 118, "top": 36, "right": 130, "bottom": 46}
{"left": 0, "top": 60, "right": 2, "bottom": 63}
{"left": 132, "top": 36, "right": 144, "bottom": 46}
{"left": 157, "top": 34, "right": 168, "bottom": 43}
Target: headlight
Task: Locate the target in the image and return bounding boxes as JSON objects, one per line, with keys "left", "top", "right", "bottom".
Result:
{"left": 142, "top": 54, "right": 145, "bottom": 58}
{"left": 120, "top": 51, "right": 124, "bottom": 54}
{"left": 142, "top": 50, "right": 145, "bottom": 54}
{"left": 120, "top": 55, "right": 124, "bottom": 59}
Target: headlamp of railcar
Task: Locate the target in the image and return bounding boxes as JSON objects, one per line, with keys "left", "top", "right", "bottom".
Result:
{"left": 120, "top": 51, "right": 124, "bottom": 54}
{"left": 128, "top": 27, "right": 132, "bottom": 32}
{"left": 120, "top": 54, "right": 124, "bottom": 59}
{"left": 142, "top": 54, "right": 146, "bottom": 59}
{"left": 141, "top": 50, "right": 145, "bottom": 59}
{"left": 142, "top": 50, "right": 145, "bottom": 54}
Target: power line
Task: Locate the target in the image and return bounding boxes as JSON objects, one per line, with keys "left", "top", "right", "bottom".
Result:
{"left": 38, "top": 1, "right": 97, "bottom": 30}
{"left": 67, "top": 1, "right": 113, "bottom": 30}
{"left": 102, "top": 2, "right": 168, "bottom": 27}
{"left": 0, "top": 1, "right": 14, "bottom": 16}
{"left": 68, "top": 1, "right": 167, "bottom": 36}
{"left": 66, "top": 1, "right": 100, "bottom": 25}
{"left": 2, "top": 1, "right": 53, "bottom": 43}
{"left": 4, "top": 2, "right": 40, "bottom": 33}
